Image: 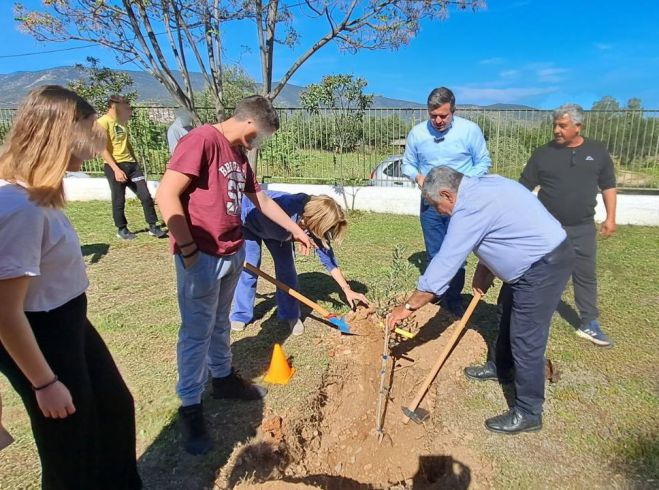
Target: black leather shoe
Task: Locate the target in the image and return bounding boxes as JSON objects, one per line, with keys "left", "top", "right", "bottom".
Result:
{"left": 464, "top": 361, "right": 513, "bottom": 383}
{"left": 485, "top": 408, "right": 542, "bottom": 434}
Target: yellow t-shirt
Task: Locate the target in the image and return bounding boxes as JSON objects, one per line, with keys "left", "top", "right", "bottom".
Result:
{"left": 96, "top": 114, "right": 135, "bottom": 163}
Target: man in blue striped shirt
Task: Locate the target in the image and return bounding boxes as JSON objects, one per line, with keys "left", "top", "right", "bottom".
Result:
{"left": 401, "top": 87, "right": 491, "bottom": 316}
{"left": 388, "top": 166, "right": 575, "bottom": 434}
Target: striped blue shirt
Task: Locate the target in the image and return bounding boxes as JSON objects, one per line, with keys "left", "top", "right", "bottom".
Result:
{"left": 401, "top": 116, "right": 491, "bottom": 180}
{"left": 417, "top": 175, "right": 566, "bottom": 296}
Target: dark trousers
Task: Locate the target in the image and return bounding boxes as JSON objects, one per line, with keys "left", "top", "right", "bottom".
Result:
{"left": 419, "top": 198, "right": 465, "bottom": 304}
{"left": 0, "top": 294, "right": 142, "bottom": 490}
{"left": 493, "top": 240, "right": 575, "bottom": 417}
{"left": 103, "top": 162, "right": 158, "bottom": 229}
{"left": 564, "top": 223, "right": 599, "bottom": 324}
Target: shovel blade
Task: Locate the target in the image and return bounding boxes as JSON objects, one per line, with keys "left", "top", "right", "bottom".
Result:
{"left": 327, "top": 314, "right": 351, "bottom": 334}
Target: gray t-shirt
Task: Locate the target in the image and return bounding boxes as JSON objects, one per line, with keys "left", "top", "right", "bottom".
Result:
{"left": 0, "top": 181, "right": 88, "bottom": 312}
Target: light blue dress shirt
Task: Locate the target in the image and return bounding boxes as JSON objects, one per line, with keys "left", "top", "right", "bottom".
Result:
{"left": 401, "top": 116, "right": 492, "bottom": 180}
{"left": 417, "top": 175, "right": 567, "bottom": 296}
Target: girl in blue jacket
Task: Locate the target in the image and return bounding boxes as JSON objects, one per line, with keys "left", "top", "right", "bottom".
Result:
{"left": 230, "top": 191, "right": 369, "bottom": 335}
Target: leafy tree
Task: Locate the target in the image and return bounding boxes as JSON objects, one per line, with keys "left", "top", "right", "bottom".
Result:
{"left": 68, "top": 57, "right": 137, "bottom": 113}
{"left": 592, "top": 96, "right": 621, "bottom": 112}
{"left": 300, "top": 74, "right": 374, "bottom": 153}
{"left": 16, "top": 1, "right": 485, "bottom": 121}
{"left": 194, "top": 65, "right": 257, "bottom": 115}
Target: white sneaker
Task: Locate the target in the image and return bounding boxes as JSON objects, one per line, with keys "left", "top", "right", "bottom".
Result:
{"left": 288, "top": 318, "right": 304, "bottom": 336}
{"left": 230, "top": 321, "right": 246, "bottom": 332}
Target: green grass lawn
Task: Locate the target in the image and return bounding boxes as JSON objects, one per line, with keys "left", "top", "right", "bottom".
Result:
{"left": 0, "top": 200, "right": 657, "bottom": 489}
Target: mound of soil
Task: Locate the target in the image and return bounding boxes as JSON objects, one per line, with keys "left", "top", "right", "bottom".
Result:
{"left": 228, "top": 304, "right": 495, "bottom": 489}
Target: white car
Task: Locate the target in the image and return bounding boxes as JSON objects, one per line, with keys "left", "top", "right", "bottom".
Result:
{"left": 368, "top": 155, "right": 415, "bottom": 187}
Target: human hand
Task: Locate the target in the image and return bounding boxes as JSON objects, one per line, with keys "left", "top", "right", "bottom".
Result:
{"left": 183, "top": 250, "right": 200, "bottom": 269}
{"left": 35, "top": 381, "right": 76, "bottom": 419}
{"left": 472, "top": 262, "right": 495, "bottom": 295}
{"left": 416, "top": 175, "right": 425, "bottom": 190}
{"left": 293, "top": 230, "right": 314, "bottom": 256}
{"left": 344, "top": 289, "right": 370, "bottom": 309}
{"left": 386, "top": 304, "right": 412, "bottom": 331}
{"left": 600, "top": 219, "right": 616, "bottom": 238}
{"left": 114, "top": 169, "right": 128, "bottom": 183}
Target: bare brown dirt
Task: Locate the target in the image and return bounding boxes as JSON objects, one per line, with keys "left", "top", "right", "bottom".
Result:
{"left": 224, "top": 304, "right": 495, "bottom": 489}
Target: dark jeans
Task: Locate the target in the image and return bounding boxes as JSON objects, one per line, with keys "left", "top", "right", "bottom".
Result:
{"left": 564, "top": 223, "right": 599, "bottom": 324}
{"left": 493, "top": 240, "right": 575, "bottom": 417}
{"left": 419, "top": 198, "right": 465, "bottom": 304}
{"left": 0, "top": 294, "right": 142, "bottom": 490}
{"left": 103, "top": 162, "right": 158, "bottom": 229}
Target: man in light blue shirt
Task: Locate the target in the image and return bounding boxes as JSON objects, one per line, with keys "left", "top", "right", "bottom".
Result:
{"left": 388, "top": 166, "right": 575, "bottom": 434}
{"left": 401, "top": 87, "right": 491, "bottom": 316}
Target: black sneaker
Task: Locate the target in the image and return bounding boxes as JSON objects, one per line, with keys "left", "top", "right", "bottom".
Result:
{"left": 212, "top": 369, "right": 268, "bottom": 401}
{"left": 178, "top": 403, "right": 213, "bottom": 455}
{"left": 117, "top": 227, "right": 136, "bottom": 240}
{"left": 148, "top": 224, "right": 167, "bottom": 239}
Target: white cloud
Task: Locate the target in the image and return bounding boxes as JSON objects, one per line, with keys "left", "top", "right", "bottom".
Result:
{"left": 536, "top": 67, "right": 569, "bottom": 83}
{"left": 454, "top": 86, "right": 559, "bottom": 105}
{"left": 479, "top": 57, "right": 505, "bottom": 65}
{"left": 499, "top": 69, "right": 520, "bottom": 79}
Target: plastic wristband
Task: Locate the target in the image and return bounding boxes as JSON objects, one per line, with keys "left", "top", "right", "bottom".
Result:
{"left": 178, "top": 240, "right": 196, "bottom": 249}
{"left": 181, "top": 248, "right": 199, "bottom": 259}
{"left": 33, "top": 375, "right": 58, "bottom": 391}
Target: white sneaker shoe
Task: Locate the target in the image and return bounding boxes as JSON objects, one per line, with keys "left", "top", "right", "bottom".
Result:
{"left": 288, "top": 318, "right": 304, "bottom": 336}
{"left": 231, "top": 321, "right": 246, "bottom": 332}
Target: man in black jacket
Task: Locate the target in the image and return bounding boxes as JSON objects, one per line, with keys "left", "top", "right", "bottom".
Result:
{"left": 520, "top": 103, "right": 617, "bottom": 347}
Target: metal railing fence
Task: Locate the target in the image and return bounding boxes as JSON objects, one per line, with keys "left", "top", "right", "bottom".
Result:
{"left": 1, "top": 106, "right": 657, "bottom": 189}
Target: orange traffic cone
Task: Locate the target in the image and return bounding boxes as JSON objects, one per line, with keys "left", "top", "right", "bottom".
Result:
{"left": 264, "top": 344, "right": 295, "bottom": 384}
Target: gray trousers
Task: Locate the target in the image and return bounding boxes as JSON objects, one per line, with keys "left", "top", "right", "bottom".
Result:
{"left": 564, "top": 223, "right": 599, "bottom": 325}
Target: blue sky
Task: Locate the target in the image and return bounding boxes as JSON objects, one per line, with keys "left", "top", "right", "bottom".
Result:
{"left": 1, "top": 1, "right": 658, "bottom": 108}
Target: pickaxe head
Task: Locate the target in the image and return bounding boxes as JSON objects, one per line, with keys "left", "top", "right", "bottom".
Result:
{"left": 326, "top": 314, "right": 352, "bottom": 334}
{"left": 401, "top": 406, "right": 429, "bottom": 425}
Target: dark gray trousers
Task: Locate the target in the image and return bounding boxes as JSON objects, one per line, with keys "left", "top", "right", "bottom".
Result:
{"left": 564, "top": 223, "right": 599, "bottom": 324}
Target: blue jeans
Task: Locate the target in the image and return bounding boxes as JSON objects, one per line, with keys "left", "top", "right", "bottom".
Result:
{"left": 230, "top": 229, "right": 300, "bottom": 324}
{"left": 419, "top": 198, "right": 465, "bottom": 304}
{"left": 175, "top": 247, "right": 245, "bottom": 406}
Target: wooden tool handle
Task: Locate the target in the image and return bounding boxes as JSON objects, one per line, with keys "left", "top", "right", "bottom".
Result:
{"left": 244, "top": 262, "right": 331, "bottom": 317}
{"left": 402, "top": 292, "right": 482, "bottom": 424}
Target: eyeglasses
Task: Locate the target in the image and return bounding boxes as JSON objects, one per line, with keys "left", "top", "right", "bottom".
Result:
{"left": 434, "top": 136, "right": 445, "bottom": 144}
{"left": 571, "top": 149, "right": 577, "bottom": 167}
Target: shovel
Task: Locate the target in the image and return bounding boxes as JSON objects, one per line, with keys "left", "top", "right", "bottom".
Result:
{"left": 401, "top": 292, "right": 482, "bottom": 424}
{"left": 244, "top": 262, "right": 352, "bottom": 334}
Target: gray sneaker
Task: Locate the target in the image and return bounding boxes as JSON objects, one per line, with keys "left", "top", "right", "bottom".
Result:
{"left": 116, "top": 227, "right": 136, "bottom": 240}
{"left": 288, "top": 318, "right": 304, "bottom": 336}
{"left": 231, "top": 321, "right": 246, "bottom": 332}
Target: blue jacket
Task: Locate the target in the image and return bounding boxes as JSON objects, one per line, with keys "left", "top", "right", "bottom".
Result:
{"left": 241, "top": 191, "right": 339, "bottom": 272}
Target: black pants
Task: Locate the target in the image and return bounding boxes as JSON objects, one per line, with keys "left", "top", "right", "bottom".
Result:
{"left": 564, "top": 223, "right": 599, "bottom": 324}
{"left": 0, "top": 294, "right": 142, "bottom": 490}
{"left": 493, "top": 240, "right": 575, "bottom": 417}
{"left": 103, "top": 162, "right": 158, "bottom": 229}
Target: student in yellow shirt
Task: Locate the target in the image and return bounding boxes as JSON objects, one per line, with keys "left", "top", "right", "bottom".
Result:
{"left": 97, "top": 95, "right": 166, "bottom": 240}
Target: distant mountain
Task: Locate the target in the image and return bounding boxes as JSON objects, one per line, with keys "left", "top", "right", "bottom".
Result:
{"left": 0, "top": 66, "right": 538, "bottom": 110}
{"left": 0, "top": 66, "right": 427, "bottom": 109}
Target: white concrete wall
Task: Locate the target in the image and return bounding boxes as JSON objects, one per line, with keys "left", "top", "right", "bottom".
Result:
{"left": 63, "top": 176, "right": 659, "bottom": 226}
